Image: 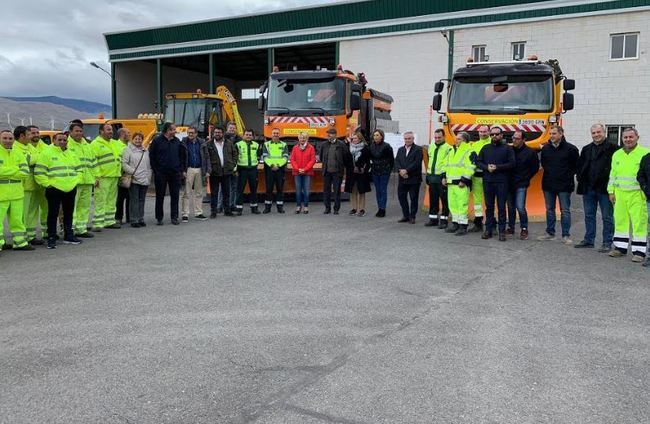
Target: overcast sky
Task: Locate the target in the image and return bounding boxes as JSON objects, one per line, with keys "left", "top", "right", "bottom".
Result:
{"left": 0, "top": 0, "right": 331, "bottom": 105}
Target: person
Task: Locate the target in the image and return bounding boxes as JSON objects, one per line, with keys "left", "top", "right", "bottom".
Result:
{"left": 66, "top": 122, "right": 95, "bottom": 238}
{"left": 218, "top": 121, "right": 240, "bottom": 213}
{"left": 149, "top": 122, "right": 186, "bottom": 225}
{"left": 637, "top": 149, "right": 650, "bottom": 267}
{"left": 290, "top": 132, "right": 316, "bottom": 214}
{"left": 10, "top": 125, "right": 44, "bottom": 245}
{"left": 575, "top": 124, "right": 619, "bottom": 251}
{"left": 114, "top": 128, "right": 131, "bottom": 225}
{"left": 442, "top": 132, "right": 474, "bottom": 235}
{"left": 368, "top": 129, "right": 394, "bottom": 217}
{"left": 608, "top": 128, "right": 648, "bottom": 262}
{"left": 235, "top": 129, "right": 262, "bottom": 215}
{"left": 122, "top": 132, "right": 152, "bottom": 228}
{"left": 0, "top": 129, "right": 33, "bottom": 251}
{"left": 345, "top": 132, "right": 372, "bottom": 216}
{"left": 506, "top": 130, "right": 540, "bottom": 240}
{"left": 424, "top": 128, "right": 453, "bottom": 228}
{"left": 27, "top": 125, "right": 48, "bottom": 231}
{"left": 320, "top": 128, "right": 351, "bottom": 214}
{"left": 180, "top": 126, "right": 207, "bottom": 222}
{"left": 201, "top": 126, "right": 238, "bottom": 218}
{"left": 395, "top": 131, "right": 423, "bottom": 224}
{"left": 538, "top": 125, "right": 579, "bottom": 244}
{"left": 262, "top": 128, "right": 289, "bottom": 214}
{"left": 91, "top": 123, "right": 122, "bottom": 230}
{"left": 475, "top": 126, "right": 515, "bottom": 241}
{"left": 468, "top": 125, "right": 491, "bottom": 232}
{"left": 34, "top": 133, "right": 81, "bottom": 249}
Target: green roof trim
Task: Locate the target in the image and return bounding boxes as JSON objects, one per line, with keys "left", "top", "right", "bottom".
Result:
{"left": 107, "top": 0, "right": 648, "bottom": 61}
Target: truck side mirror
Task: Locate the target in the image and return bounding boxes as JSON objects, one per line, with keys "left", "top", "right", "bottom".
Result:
{"left": 258, "top": 82, "right": 267, "bottom": 94}
{"left": 257, "top": 95, "right": 265, "bottom": 111}
{"left": 432, "top": 94, "right": 442, "bottom": 111}
{"left": 350, "top": 93, "right": 361, "bottom": 111}
{"left": 434, "top": 81, "right": 444, "bottom": 93}
{"left": 562, "top": 92, "right": 574, "bottom": 112}
{"left": 563, "top": 79, "right": 575, "bottom": 91}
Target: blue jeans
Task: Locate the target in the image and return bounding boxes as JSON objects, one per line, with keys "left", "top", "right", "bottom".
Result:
{"left": 372, "top": 173, "right": 390, "bottom": 210}
{"left": 294, "top": 175, "right": 311, "bottom": 207}
{"left": 507, "top": 187, "right": 529, "bottom": 230}
{"left": 217, "top": 177, "right": 238, "bottom": 210}
{"left": 543, "top": 191, "right": 572, "bottom": 237}
{"left": 582, "top": 188, "right": 613, "bottom": 246}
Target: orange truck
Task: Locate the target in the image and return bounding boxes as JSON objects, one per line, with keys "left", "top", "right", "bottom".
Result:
{"left": 431, "top": 57, "right": 575, "bottom": 219}
{"left": 257, "top": 65, "right": 397, "bottom": 194}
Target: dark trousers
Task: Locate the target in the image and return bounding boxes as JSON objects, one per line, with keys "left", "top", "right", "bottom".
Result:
{"left": 210, "top": 174, "right": 231, "bottom": 213}
{"left": 323, "top": 172, "right": 342, "bottom": 211}
{"left": 398, "top": 182, "right": 420, "bottom": 219}
{"left": 128, "top": 183, "right": 148, "bottom": 224}
{"left": 582, "top": 188, "right": 614, "bottom": 246}
{"left": 154, "top": 172, "right": 180, "bottom": 221}
{"left": 45, "top": 186, "right": 76, "bottom": 239}
{"left": 427, "top": 180, "right": 449, "bottom": 220}
{"left": 264, "top": 166, "right": 286, "bottom": 204}
{"left": 237, "top": 167, "right": 258, "bottom": 208}
{"left": 484, "top": 181, "right": 509, "bottom": 234}
{"left": 115, "top": 185, "right": 130, "bottom": 223}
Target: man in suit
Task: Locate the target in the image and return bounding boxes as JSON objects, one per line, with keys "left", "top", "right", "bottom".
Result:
{"left": 395, "top": 131, "right": 423, "bottom": 224}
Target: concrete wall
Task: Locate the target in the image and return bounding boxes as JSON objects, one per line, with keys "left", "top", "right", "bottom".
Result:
{"left": 340, "top": 32, "right": 449, "bottom": 145}
{"left": 454, "top": 10, "right": 650, "bottom": 148}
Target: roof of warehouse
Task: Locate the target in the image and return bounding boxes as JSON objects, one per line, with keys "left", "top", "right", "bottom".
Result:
{"left": 105, "top": 0, "right": 647, "bottom": 61}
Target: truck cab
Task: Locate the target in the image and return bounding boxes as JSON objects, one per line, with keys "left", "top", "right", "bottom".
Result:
{"left": 163, "top": 91, "right": 225, "bottom": 140}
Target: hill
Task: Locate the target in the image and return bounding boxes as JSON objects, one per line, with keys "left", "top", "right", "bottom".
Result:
{"left": 0, "top": 97, "right": 102, "bottom": 130}
{"left": 1, "top": 96, "right": 111, "bottom": 115}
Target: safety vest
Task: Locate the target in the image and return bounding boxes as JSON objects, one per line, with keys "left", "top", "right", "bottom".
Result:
{"left": 10, "top": 141, "right": 38, "bottom": 191}
{"left": 32, "top": 139, "right": 48, "bottom": 152}
{"left": 236, "top": 140, "right": 260, "bottom": 168}
{"left": 607, "top": 145, "right": 650, "bottom": 193}
{"left": 67, "top": 136, "right": 97, "bottom": 185}
{"left": 0, "top": 146, "right": 26, "bottom": 201}
{"left": 427, "top": 141, "right": 453, "bottom": 175}
{"left": 91, "top": 136, "right": 122, "bottom": 177}
{"left": 34, "top": 145, "right": 80, "bottom": 193}
{"left": 263, "top": 140, "right": 288, "bottom": 167}
{"left": 471, "top": 137, "right": 491, "bottom": 174}
{"left": 444, "top": 142, "right": 475, "bottom": 183}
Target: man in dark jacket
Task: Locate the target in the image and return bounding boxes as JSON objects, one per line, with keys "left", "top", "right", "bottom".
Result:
{"left": 538, "top": 125, "right": 579, "bottom": 244}
{"left": 319, "top": 128, "right": 351, "bottom": 214}
{"left": 637, "top": 152, "right": 650, "bottom": 268}
{"left": 575, "top": 123, "right": 619, "bottom": 251}
{"left": 201, "top": 126, "right": 238, "bottom": 218}
{"left": 148, "top": 122, "right": 187, "bottom": 225}
{"left": 395, "top": 131, "right": 423, "bottom": 224}
{"left": 506, "top": 131, "right": 540, "bottom": 240}
{"left": 475, "top": 127, "right": 515, "bottom": 241}
{"left": 218, "top": 122, "right": 241, "bottom": 213}
{"left": 368, "top": 130, "right": 394, "bottom": 217}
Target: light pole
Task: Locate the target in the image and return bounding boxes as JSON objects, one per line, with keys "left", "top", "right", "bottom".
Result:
{"left": 90, "top": 61, "right": 116, "bottom": 118}
{"left": 90, "top": 61, "right": 111, "bottom": 78}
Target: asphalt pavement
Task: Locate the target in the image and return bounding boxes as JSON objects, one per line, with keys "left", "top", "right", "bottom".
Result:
{"left": 1, "top": 183, "right": 648, "bottom": 423}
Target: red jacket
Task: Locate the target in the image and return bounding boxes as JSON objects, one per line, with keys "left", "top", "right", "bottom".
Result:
{"left": 290, "top": 143, "right": 316, "bottom": 176}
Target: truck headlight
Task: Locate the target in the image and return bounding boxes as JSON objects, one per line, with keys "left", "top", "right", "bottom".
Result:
{"left": 264, "top": 118, "right": 270, "bottom": 125}
{"left": 329, "top": 118, "right": 336, "bottom": 125}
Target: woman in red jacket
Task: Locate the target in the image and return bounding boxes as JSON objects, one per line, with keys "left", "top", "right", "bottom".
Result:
{"left": 290, "top": 132, "right": 316, "bottom": 214}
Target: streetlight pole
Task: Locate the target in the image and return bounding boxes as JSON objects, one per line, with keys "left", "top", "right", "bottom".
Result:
{"left": 90, "top": 61, "right": 116, "bottom": 119}
{"left": 90, "top": 61, "right": 111, "bottom": 78}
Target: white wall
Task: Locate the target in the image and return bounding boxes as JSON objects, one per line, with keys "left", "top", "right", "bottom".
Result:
{"left": 454, "top": 10, "right": 650, "bottom": 148}
{"left": 340, "top": 32, "right": 449, "bottom": 145}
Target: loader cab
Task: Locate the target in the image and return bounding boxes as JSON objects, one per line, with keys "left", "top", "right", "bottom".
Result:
{"left": 164, "top": 92, "right": 224, "bottom": 139}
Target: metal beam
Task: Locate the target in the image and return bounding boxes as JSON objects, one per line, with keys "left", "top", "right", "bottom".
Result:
{"left": 267, "top": 47, "right": 275, "bottom": 75}
{"left": 209, "top": 53, "right": 215, "bottom": 94}
{"left": 156, "top": 59, "right": 163, "bottom": 114}
{"left": 447, "top": 30, "right": 455, "bottom": 80}
{"left": 335, "top": 41, "right": 340, "bottom": 66}
{"left": 111, "top": 63, "right": 117, "bottom": 118}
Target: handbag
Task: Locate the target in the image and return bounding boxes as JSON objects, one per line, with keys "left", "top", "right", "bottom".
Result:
{"left": 119, "top": 150, "right": 145, "bottom": 188}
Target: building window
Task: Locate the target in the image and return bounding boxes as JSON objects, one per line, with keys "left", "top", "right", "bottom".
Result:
{"left": 606, "top": 124, "right": 635, "bottom": 146}
{"left": 241, "top": 88, "right": 260, "bottom": 100}
{"left": 512, "top": 42, "right": 526, "bottom": 60}
{"left": 472, "top": 45, "right": 486, "bottom": 62}
{"left": 610, "top": 33, "right": 639, "bottom": 60}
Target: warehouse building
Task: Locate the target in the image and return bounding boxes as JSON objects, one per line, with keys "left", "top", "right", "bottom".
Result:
{"left": 104, "top": 0, "right": 650, "bottom": 147}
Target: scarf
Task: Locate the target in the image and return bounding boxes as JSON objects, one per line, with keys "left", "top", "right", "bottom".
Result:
{"left": 299, "top": 142, "right": 308, "bottom": 151}
{"left": 349, "top": 142, "right": 365, "bottom": 162}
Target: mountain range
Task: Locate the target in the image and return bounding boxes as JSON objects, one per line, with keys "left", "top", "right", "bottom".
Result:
{"left": 0, "top": 96, "right": 111, "bottom": 130}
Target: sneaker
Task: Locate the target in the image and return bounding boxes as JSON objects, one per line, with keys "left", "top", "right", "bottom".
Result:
{"left": 608, "top": 250, "right": 623, "bottom": 258}
{"left": 62, "top": 237, "right": 82, "bottom": 245}
{"left": 357, "top": 210, "right": 365, "bottom": 217}
{"left": 598, "top": 244, "right": 612, "bottom": 253}
{"left": 561, "top": 236, "right": 573, "bottom": 245}
{"left": 197, "top": 213, "right": 208, "bottom": 220}
{"left": 349, "top": 209, "right": 357, "bottom": 215}
{"left": 520, "top": 229, "right": 529, "bottom": 240}
{"left": 77, "top": 232, "right": 94, "bottom": 238}
{"left": 574, "top": 241, "right": 594, "bottom": 249}
{"left": 537, "top": 233, "right": 555, "bottom": 241}
{"left": 47, "top": 239, "right": 56, "bottom": 249}
{"left": 182, "top": 216, "right": 189, "bottom": 223}
{"left": 13, "top": 244, "right": 35, "bottom": 251}
{"left": 631, "top": 255, "right": 644, "bottom": 263}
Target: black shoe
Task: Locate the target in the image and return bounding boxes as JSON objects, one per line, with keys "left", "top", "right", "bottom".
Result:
{"left": 181, "top": 216, "right": 189, "bottom": 223}
{"left": 131, "top": 223, "right": 141, "bottom": 228}
{"left": 574, "top": 241, "right": 595, "bottom": 248}
{"left": 251, "top": 206, "right": 261, "bottom": 215}
{"left": 333, "top": 210, "right": 339, "bottom": 215}
{"left": 171, "top": 219, "right": 180, "bottom": 225}
{"left": 409, "top": 218, "right": 416, "bottom": 224}
{"left": 77, "top": 232, "right": 94, "bottom": 238}
{"left": 30, "top": 238, "right": 45, "bottom": 245}
{"left": 455, "top": 225, "right": 468, "bottom": 236}
{"left": 375, "top": 209, "right": 386, "bottom": 218}
{"left": 324, "top": 209, "right": 331, "bottom": 214}
{"left": 424, "top": 219, "right": 438, "bottom": 227}
{"left": 139, "top": 221, "right": 147, "bottom": 227}
{"left": 225, "top": 211, "right": 235, "bottom": 217}
{"left": 210, "top": 212, "right": 217, "bottom": 219}
{"left": 236, "top": 209, "right": 243, "bottom": 216}
{"left": 156, "top": 220, "right": 163, "bottom": 226}
{"left": 62, "top": 236, "right": 82, "bottom": 245}
{"left": 498, "top": 233, "right": 507, "bottom": 242}
{"left": 468, "top": 217, "right": 483, "bottom": 233}
{"left": 349, "top": 209, "right": 357, "bottom": 215}
{"left": 445, "top": 223, "right": 459, "bottom": 233}
{"left": 2, "top": 244, "right": 13, "bottom": 250}
{"left": 277, "top": 204, "right": 285, "bottom": 214}
{"left": 398, "top": 217, "right": 409, "bottom": 223}
{"left": 217, "top": 207, "right": 224, "bottom": 214}
{"left": 195, "top": 214, "right": 208, "bottom": 221}
{"left": 47, "top": 238, "right": 57, "bottom": 249}
{"left": 13, "top": 244, "right": 35, "bottom": 251}
{"left": 357, "top": 210, "right": 365, "bottom": 217}
{"left": 438, "top": 219, "right": 448, "bottom": 229}
{"left": 263, "top": 204, "right": 272, "bottom": 214}
{"left": 481, "top": 231, "right": 493, "bottom": 240}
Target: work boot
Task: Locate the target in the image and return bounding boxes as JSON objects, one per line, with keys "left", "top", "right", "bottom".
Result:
{"left": 468, "top": 217, "right": 483, "bottom": 233}
{"left": 263, "top": 203, "right": 272, "bottom": 214}
{"left": 455, "top": 224, "right": 468, "bottom": 236}
{"left": 424, "top": 218, "right": 438, "bottom": 227}
{"left": 236, "top": 209, "right": 243, "bottom": 216}
{"left": 445, "top": 222, "right": 459, "bottom": 233}
{"left": 251, "top": 206, "right": 261, "bottom": 215}
{"left": 438, "top": 219, "right": 448, "bottom": 229}
{"left": 276, "top": 204, "right": 285, "bottom": 214}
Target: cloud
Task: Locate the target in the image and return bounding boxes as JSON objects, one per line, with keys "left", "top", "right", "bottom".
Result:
{"left": 0, "top": 0, "right": 330, "bottom": 105}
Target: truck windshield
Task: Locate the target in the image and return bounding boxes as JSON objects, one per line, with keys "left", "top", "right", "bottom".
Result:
{"left": 82, "top": 124, "right": 102, "bottom": 141}
{"left": 449, "top": 75, "right": 553, "bottom": 113}
{"left": 164, "top": 99, "right": 208, "bottom": 127}
{"left": 267, "top": 78, "right": 345, "bottom": 114}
